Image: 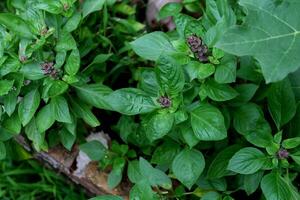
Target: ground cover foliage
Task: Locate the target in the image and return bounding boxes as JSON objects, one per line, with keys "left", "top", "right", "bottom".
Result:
{"left": 0, "top": 0, "right": 300, "bottom": 199}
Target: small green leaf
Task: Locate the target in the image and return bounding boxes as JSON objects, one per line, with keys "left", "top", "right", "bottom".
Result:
{"left": 261, "top": 172, "right": 292, "bottom": 200}
{"left": 63, "top": 12, "right": 81, "bottom": 32}
{"left": 144, "top": 112, "right": 174, "bottom": 141}
{"left": 131, "top": 32, "right": 176, "bottom": 61}
{"left": 36, "top": 104, "right": 55, "bottom": 133}
{"left": 25, "top": 118, "right": 46, "bottom": 151}
{"left": 0, "top": 79, "right": 14, "bottom": 96}
{"left": 69, "top": 98, "right": 100, "bottom": 127}
{"left": 79, "top": 140, "right": 107, "bottom": 161}
{"left": 59, "top": 128, "right": 75, "bottom": 151}
{"left": 0, "top": 13, "right": 35, "bottom": 39}
{"left": 139, "top": 157, "right": 172, "bottom": 189}
{"left": 228, "top": 147, "right": 270, "bottom": 175}
{"left": 159, "top": 2, "right": 183, "bottom": 19}
{"left": 214, "top": 55, "right": 237, "bottom": 83}
{"left": 191, "top": 104, "right": 227, "bottom": 141}
{"left": 184, "top": 62, "right": 215, "bottom": 81}
{"left": 18, "top": 89, "right": 40, "bottom": 126}
{"left": 48, "top": 80, "right": 69, "bottom": 97}
{"left": 151, "top": 140, "right": 180, "bottom": 166}
{"left": 50, "top": 96, "right": 72, "bottom": 123}
{"left": 129, "top": 180, "right": 157, "bottom": 200}
{"left": 282, "top": 137, "right": 300, "bottom": 149}
{"left": 127, "top": 160, "right": 143, "bottom": 184}
{"left": 82, "top": 0, "right": 106, "bottom": 18}
{"left": 108, "top": 157, "right": 126, "bottom": 189}
{"left": 65, "top": 48, "right": 80, "bottom": 76}
{"left": 244, "top": 171, "right": 264, "bottom": 195}
{"left": 203, "top": 79, "right": 238, "bottom": 101}
{"left": 2, "top": 112, "right": 21, "bottom": 134}
{"left": 55, "top": 30, "right": 76, "bottom": 51}
{"left": 172, "top": 148, "right": 205, "bottom": 189}
{"left": 20, "top": 62, "right": 45, "bottom": 80}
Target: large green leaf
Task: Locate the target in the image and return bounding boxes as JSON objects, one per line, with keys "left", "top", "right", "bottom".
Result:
{"left": 172, "top": 148, "right": 205, "bottom": 189}
{"left": 0, "top": 80, "right": 14, "bottom": 96}
{"left": 36, "top": 104, "right": 55, "bottom": 133}
{"left": 131, "top": 32, "right": 176, "bottom": 61}
{"left": 207, "top": 145, "right": 241, "bottom": 179}
{"left": 216, "top": 0, "right": 300, "bottom": 83}
{"left": 261, "top": 172, "right": 292, "bottom": 200}
{"left": 105, "top": 88, "right": 158, "bottom": 115}
{"left": 267, "top": 78, "right": 296, "bottom": 129}
{"left": 79, "top": 140, "right": 107, "bottom": 161}
{"left": 191, "top": 104, "right": 227, "bottom": 141}
{"left": 203, "top": 79, "right": 238, "bottom": 102}
{"left": 233, "top": 103, "right": 273, "bottom": 148}
{"left": 228, "top": 147, "right": 270, "bottom": 175}
{"left": 0, "top": 13, "right": 35, "bottom": 39}
{"left": 18, "top": 89, "right": 40, "bottom": 126}
{"left": 74, "top": 83, "right": 112, "bottom": 109}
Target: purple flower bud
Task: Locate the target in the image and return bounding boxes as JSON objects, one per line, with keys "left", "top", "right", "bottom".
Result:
{"left": 41, "top": 62, "right": 59, "bottom": 78}
{"left": 158, "top": 96, "right": 172, "bottom": 108}
{"left": 187, "top": 35, "right": 202, "bottom": 53}
{"left": 277, "top": 149, "right": 289, "bottom": 159}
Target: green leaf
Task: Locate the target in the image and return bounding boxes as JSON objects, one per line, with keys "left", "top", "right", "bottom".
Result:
{"left": 151, "top": 140, "right": 180, "bottom": 166}
{"left": 69, "top": 98, "right": 100, "bottom": 127}
{"left": 36, "top": 104, "right": 55, "bottom": 133}
{"left": 63, "top": 12, "right": 81, "bottom": 32}
{"left": 203, "top": 79, "right": 238, "bottom": 101}
{"left": 130, "top": 180, "right": 158, "bottom": 200}
{"left": 184, "top": 62, "right": 215, "bottom": 81}
{"left": 2, "top": 112, "right": 21, "bottom": 134}
{"left": 144, "top": 112, "right": 174, "bottom": 141}
{"left": 201, "top": 191, "right": 222, "bottom": 200}
{"left": 216, "top": 0, "right": 300, "bottom": 83}
{"left": 131, "top": 32, "right": 176, "bottom": 61}
{"left": 214, "top": 55, "right": 236, "bottom": 83}
{"left": 159, "top": 2, "right": 183, "bottom": 19}
{"left": 231, "top": 83, "right": 259, "bottom": 104}
{"left": 0, "top": 57, "right": 21, "bottom": 76}
{"left": 89, "top": 195, "right": 123, "bottom": 200}
{"left": 106, "top": 88, "right": 158, "bottom": 115}
{"left": 65, "top": 48, "right": 80, "bottom": 76}
{"left": 261, "top": 172, "right": 292, "bottom": 200}
{"left": 82, "top": 0, "right": 106, "bottom": 18}
{"left": 127, "top": 160, "right": 143, "bottom": 184}
{"left": 191, "top": 104, "right": 227, "bottom": 141}
{"left": 0, "top": 79, "right": 14, "bottom": 96}
{"left": 282, "top": 137, "right": 300, "bottom": 149}
{"left": 59, "top": 128, "right": 75, "bottom": 151}
{"left": 79, "top": 140, "right": 107, "bottom": 161}
{"left": 233, "top": 103, "right": 273, "bottom": 148}
{"left": 172, "top": 148, "right": 205, "bottom": 189}
{"left": 180, "top": 123, "right": 200, "bottom": 148}
{"left": 108, "top": 157, "right": 126, "bottom": 189}
{"left": 139, "top": 157, "right": 172, "bottom": 189}
{"left": 74, "top": 83, "right": 112, "bottom": 109}
{"left": 207, "top": 145, "right": 241, "bottom": 179}
{"left": 228, "top": 147, "right": 270, "bottom": 175}
{"left": 35, "top": 0, "right": 63, "bottom": 14}
{"left": 156, "top": 55, "right": 185, "bottom": 97}
{"left": 25, "top": 118, "right": 46, "bottom": 151}
{"left": 50, "top": 96, "right": 72, "bottom": 123}
{"left": 138, "top": 68, "right": 160, "bottom": 96}
{"left": 268, "top": 78, "right": 296, "bottom": 129}
{"left": 48, "top": 80, "right": 69, "bottom": 97}
{"left": 18, "top": 89, "right": 40, "bottom": 126}
{"left": 55, "top": 30, "right": 76, "bottom": 51}
{"left": 0, "top": 13, "right": 35, "bottom": 39}
{"left": 0, "top": 141, "right": 6, "bottom": 160}
{"left": 20, "top": 62, "right": 45, "bottom": 80}
{"left": 244, "top": 171, "right": 264, "bottom": 195}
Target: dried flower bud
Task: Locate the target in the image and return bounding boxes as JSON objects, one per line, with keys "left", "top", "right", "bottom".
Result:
{"left": 24, "top": 80, "right": 31, "bottom": 86}
{"left": 187, "top": 35, "right": 202, "bottom": 53}
{"left": 40, "top": 27, "right": 48, "bottom": 36}
{"left": 158, "top": 96, "right": 172, "bottom": 108}
{"left": 277, "top": 149, "right": 289, "bottom": 159}
{"left": 19, "top": 55, "right": 27, "bottom": 63}
{"left": 63, "top": 4, "right": 69, "bottom": 11}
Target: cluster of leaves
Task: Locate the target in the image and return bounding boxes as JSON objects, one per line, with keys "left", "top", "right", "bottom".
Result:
{"left": 1, "top": 0, "right": 300, "bottom": 200}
